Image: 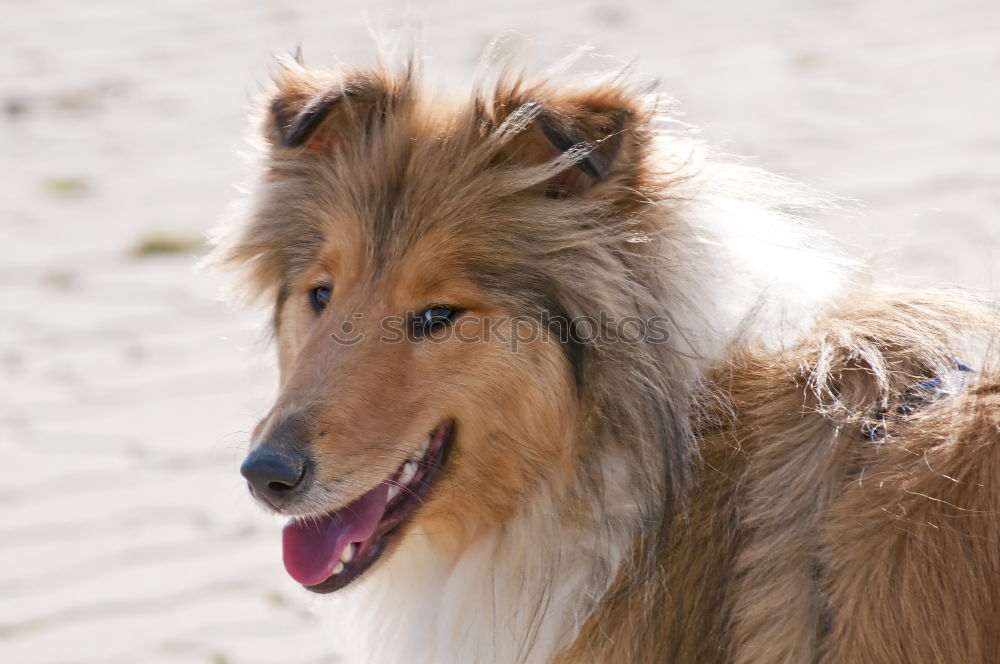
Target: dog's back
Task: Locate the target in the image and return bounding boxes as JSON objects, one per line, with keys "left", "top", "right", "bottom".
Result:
{"left": 561, "top": 293, "right": 1000, "bottom": 663}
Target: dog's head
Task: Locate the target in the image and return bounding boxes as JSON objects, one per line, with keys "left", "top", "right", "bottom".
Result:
{"left": 215, "top": 59, "right": 686, "bottom": 592}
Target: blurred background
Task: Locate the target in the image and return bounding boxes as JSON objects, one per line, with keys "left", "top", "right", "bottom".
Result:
{"left": 1, "top": 0, "right": 997, "bottom": 662}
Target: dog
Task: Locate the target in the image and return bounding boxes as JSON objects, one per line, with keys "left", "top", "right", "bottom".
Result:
{"left": 209, "top": 53, "right": 1000, "bottom": 663}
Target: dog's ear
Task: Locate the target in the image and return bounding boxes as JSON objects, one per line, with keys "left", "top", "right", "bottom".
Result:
{"left": 533, "top": 104, "right": 631, "bottom": 197}
{"left": 265, "top": 66, "right": 411, "bottom": 154}
{"left": 484, "top": 84, "right": 648, "bottom": 198}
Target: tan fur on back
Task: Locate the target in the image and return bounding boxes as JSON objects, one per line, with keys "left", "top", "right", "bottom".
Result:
{"left": 559, "top": 293, "right": 1000, "bottom": 663}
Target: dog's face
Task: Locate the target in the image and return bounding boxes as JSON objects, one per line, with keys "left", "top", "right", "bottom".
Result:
{"left": 224, "top": 63, "right": 653, "bottom": 592}
{"left": 259, "top": 227, "right": 579, "bottom": 592}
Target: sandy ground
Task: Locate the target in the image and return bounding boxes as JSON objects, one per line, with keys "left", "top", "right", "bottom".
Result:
{"left": 1, "top": 0, "right": 998, "bottom": 661}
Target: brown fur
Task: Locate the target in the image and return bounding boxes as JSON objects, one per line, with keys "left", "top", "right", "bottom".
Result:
{"left": 213, "top": 55, "right": 1000, "bottom": 662}
{"left": 558, "top": 295, "right": 1000, "bottom": 663}
{"left": 216, "top": 57, "right": 697, "bottom": 559}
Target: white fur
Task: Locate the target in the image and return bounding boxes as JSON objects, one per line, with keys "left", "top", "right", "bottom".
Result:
{"left": 319, "top": 454, "right": 639, "bottom": 664}
{"left": 669, "top": 197, "right": 854, "bottom": 363}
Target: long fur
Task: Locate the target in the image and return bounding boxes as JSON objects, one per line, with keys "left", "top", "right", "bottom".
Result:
{"left": 211, "top": 52, "right": 1000, "bottom": 663}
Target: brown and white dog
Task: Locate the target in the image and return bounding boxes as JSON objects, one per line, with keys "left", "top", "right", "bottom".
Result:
{"left": 210, "top": 53, "right": 1000, "bottom": 663}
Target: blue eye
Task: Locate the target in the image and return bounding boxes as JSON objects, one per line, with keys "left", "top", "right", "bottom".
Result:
{"left": 412, "top": 306, "right": 459, "bottom": 338}
{"left": 309, "top": 286, "right": 331, "bottom": 313}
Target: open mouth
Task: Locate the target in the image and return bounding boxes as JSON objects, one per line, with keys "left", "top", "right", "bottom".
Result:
{"left": 281, "top": 421, "right": 454, "bottom": 593}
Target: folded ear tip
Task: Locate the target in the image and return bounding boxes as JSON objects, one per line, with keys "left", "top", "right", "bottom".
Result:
{"left": 270, "top": 88, "right": 347, "bottom": 148}
{"left": 265, "top": 68, "right": 409, "bottom": 151}
{"left": 536, "top": 104, "right": 632, "bottom": 183}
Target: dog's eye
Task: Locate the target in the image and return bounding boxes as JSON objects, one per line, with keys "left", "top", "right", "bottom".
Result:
{"left": 309, "top": 286, "right": 332, "bottom": 313}
{"left": 412, "top": 306, "right": 459, "bottom": 338}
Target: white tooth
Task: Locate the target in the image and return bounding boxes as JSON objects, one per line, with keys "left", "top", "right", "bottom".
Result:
{"left": 399, "top": 461, "right": 418, "bottom": 486}
{"left": 419, "top": 435, "right": 431, "bottom": 455}
{"left": 332, "top": 561, "right": 345, "bottom": 575}
{"left": 340, "top": 543, "right": 355, "bottom": 564}
{"left": 387, "top": 484, "right": 400, "bottom": 501}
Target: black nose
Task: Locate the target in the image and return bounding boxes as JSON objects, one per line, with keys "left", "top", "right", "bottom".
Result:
{"left": 240, "top": 443, "right": 311, "bottom": 509}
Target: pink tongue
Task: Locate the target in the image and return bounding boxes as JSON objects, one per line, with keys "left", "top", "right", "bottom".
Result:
{"left": 282, "top": 483, "right": 390, "bottom": 586}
